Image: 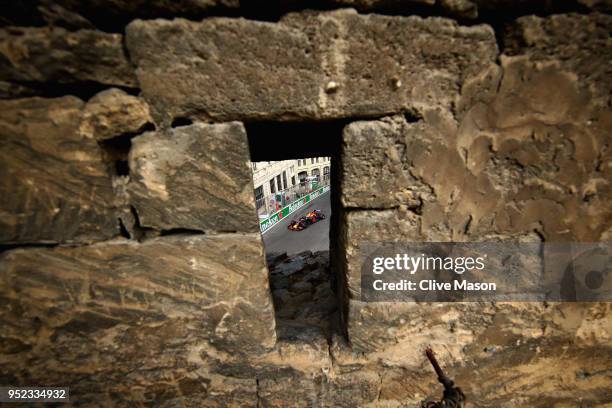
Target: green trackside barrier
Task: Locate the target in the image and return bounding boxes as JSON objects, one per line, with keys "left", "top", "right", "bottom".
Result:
{"left": 259, "top": 185, "right": 330, "bottom": 233}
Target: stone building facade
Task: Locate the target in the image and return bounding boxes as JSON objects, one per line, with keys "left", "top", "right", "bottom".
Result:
{"left": 0, "top": 1, "right": 610, "bottom": 407}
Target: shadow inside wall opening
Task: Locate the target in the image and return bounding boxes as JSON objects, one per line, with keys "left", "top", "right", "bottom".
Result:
{"left": 246, "top": 121, "right": 343, "bottom": 340}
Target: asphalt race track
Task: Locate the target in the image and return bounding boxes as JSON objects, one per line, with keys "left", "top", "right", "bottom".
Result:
{"left": 262, "top": 191, "right": 331, "bottom": 256}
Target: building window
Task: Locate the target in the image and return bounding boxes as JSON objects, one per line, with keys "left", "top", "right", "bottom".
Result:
{"left": 323, "top": 166, "right": 330, "bottom": 181}
{"left": 311, "top": 158, "right": 314, "bottom": 164}
{"left": 312, "top": 168, "right": 320, "bottom": 179}
{"left": 254, "top": 185, "right": 264, "bottom": 208}
{"left": 291, "top": 176, "right": 296, "bottom": 186}
{"left": 270, "top": 178, "right": 275, "bottom": 194}
{"left": 282, "top": 171, "right": 288, "bottom": 190}
{"left": 298, "top": 171, "right": 308, "bottom": 185}
{"left": 276, "top": 174, "right": 282, "bottom": 191}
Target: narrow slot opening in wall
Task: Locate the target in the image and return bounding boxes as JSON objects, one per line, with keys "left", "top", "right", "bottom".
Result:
{"left": 246, "top": 120, "right": 344, "bottom": 339}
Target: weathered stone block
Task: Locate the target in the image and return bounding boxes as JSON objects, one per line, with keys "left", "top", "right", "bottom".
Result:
{"left": 457, "top": 57, "right": 610, "bottom": 241}
{"left": 257, "top": 370, "right": 379, "bottom": 407}
{"left": 341, "top": 116, "right": 442, "bottom": 209}
{"left": 346, "top": 300, "right": 482, "bottom": 355}
{"left": 81, "top": 88, "right": 153, "bottom": 141}
{"left": 125, "top": 9, "right": 497, "bottom": 124}
{"left": 284, "top": 11, "right": 496, "bottom": 118}
{"left": 198, "top": 376, "right": 257, "bottom": 408}
{"left": 195, "top": 323, "right": 333, "bottom": 380}
{"left": 126, "top": 17, "right": 321, "bottom": 124}
{"left": 504, "top": 13, "right": 612, "bottom": 105}
{"left": 346, "top": 300, "right": 612, "bottom": 405}
{"left": 0, "top": 233, "right": 275, "bottom": 403}
{"left": 339, "top": 208, "right": 421, "bottom": 299}
{"left": 0, "top": 26, "right": 137, "bottom": 87}
{"left": 128, "top": 121, "right": 259, "bottom": 233}
{"left": 0, "top": 97, "right": 118, "bottom": 244}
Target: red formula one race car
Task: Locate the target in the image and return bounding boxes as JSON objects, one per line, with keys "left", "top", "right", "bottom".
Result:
{"left": 306, "top": 209, "right": 326, "bottom": 222}
{"left": 287, "top": 209, "right": 326, "bottom": 231}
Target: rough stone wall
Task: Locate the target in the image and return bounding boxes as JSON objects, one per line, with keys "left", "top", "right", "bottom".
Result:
{"left": 1, "top": 234, "right": 275, "bottom": 404}
{"left": 0, "top": 92, "right": 277, "bottom": 404}
{"left": 0, "top": 2, "right": 279, "bottom": 402}
{"left": 0, "top": 1, "right": 610, "bottom": 407}
{"left": 337, "top": 10, "right": 612, "bottom": 407}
